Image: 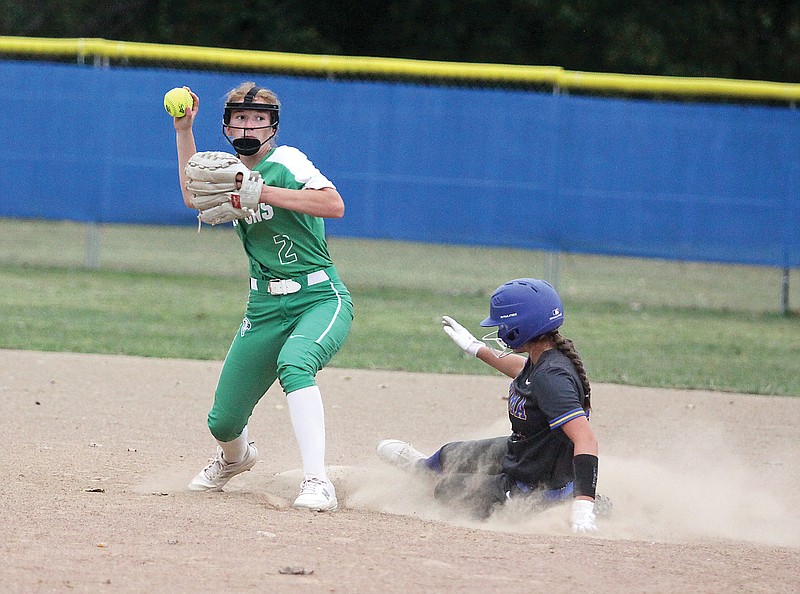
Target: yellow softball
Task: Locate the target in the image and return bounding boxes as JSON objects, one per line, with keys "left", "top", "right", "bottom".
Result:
{"left": 164, "top": 87, "right": 193, "bottom": 118}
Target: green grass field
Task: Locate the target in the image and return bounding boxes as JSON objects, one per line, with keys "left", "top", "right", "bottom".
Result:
{"left": 2, "top": 219, "right": 798, "bottom": 396}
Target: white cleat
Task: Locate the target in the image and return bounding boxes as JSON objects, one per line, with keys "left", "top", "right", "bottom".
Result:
{"left": 292, "top": 477, "right": 338, "bottom": 512}
{"left": 188, "top": 443, "right": 258, "bottom": 492}
{"left": 376, "top": 439, "right": 426, "bottom": 470}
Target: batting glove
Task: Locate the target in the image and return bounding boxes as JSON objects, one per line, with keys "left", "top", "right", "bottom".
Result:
{"left": 570, "top": 499, "right": 598, "bottom": 534}
{"left": 442, "top": 315, "right": 484, "bottom": 357}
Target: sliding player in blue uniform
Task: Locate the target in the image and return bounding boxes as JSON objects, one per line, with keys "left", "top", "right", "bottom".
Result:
{"left": 378, "top": 278, "right": 607, "bottom": 532}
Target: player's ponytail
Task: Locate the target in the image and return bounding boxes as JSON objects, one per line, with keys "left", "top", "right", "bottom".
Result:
{"left": 548, "top": 331, "right": 592, "bottom": 413}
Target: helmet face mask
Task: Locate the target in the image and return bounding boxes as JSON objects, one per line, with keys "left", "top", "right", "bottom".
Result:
{"left": 222, "top": 85, "right": 280, "bottom": 156}
{"left": 480, "top": 279, "right": 564, "bottom": 350}
{"left": 480, "top": 329, "right": 514, "bottom": 358}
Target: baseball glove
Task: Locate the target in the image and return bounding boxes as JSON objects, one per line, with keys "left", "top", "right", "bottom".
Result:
{"left": 185, "top": 151, "right": 264, "bottom": 225}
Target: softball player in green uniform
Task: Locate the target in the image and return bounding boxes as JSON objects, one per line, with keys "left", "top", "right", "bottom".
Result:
{"left": 173, "top": 82, "right": 353, "bottom": 511}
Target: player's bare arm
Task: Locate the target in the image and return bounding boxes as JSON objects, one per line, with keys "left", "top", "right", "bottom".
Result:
{"left": 561, "top": 415, "right": 598, "bottom": 457}
{"left": 176, "top": 130, "right": 198, "bottom": 208}
{"left": 260, "top": 186, "right": 345, "bottom": 219}
{"left": 173, "top": 87, "right": 200, "bottom": 208}
{"left": 476, "top": 349, "right": 526, "bottom": 378}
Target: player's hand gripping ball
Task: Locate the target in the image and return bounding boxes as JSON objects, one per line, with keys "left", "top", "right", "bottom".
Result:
{"left": 164, "top": 87, "right": 193, "bottom": 118}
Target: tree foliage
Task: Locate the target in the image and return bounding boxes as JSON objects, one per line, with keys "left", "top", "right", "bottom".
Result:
{"left": 2, "top": 0, "right": 798, "bottom": 82}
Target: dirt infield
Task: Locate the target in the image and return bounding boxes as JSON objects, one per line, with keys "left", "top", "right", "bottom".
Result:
{"left": 3, "top": 349, "right": 799, "bottom": 593}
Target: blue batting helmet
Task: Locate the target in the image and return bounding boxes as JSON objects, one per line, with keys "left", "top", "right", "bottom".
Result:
{"left": 479, "top": 278, "right": 564, "bottom": 349}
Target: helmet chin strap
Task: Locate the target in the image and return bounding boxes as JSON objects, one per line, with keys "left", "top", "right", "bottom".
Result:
{"left": 228, "top": 128, "right": 276, "bottom": 157}
{"left": 231, "top": 136, "right": 266, "bottom": 156}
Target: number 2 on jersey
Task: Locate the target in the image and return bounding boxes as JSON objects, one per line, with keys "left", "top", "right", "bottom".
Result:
{"left": 273, "top": 234, "right": 298, "bottom": 264}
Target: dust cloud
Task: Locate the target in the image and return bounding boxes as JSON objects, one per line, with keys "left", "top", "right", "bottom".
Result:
{"left": 343, "top": 416, "right": 800, "bottom": 549}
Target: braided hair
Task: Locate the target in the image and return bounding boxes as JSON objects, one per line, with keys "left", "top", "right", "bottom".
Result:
{"left": 544, "top": 330, "right": 591, "bottom": 412}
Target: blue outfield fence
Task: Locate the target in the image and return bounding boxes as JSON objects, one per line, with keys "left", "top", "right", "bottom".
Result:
{"left": 1, "top": 60, "right": 798, "bottom": 268}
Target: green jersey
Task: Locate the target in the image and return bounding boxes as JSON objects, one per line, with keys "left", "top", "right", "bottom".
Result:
{"left": 234, "top": 146, "right": 336, "bottom": 279}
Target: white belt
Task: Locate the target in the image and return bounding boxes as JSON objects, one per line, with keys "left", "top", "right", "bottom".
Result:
{"left": 266, "top": 278, "right": 302, "bottom": 294}
{"left": 250, "top": 269, "right": 329, "bottom": 295}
